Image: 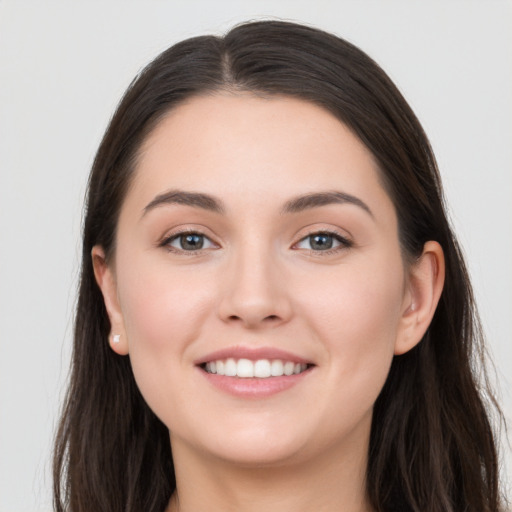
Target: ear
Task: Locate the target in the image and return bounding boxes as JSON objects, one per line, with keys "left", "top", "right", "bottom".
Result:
{"left": 91, "top": 246, "right": 129, "bottom": 355}
{"left": 394, "top": 241, "right": 445, "bottom": 355}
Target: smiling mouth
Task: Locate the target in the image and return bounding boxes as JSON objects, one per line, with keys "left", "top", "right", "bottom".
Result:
{"left": 200, "top": 358, "right": 313, "bottom": 378}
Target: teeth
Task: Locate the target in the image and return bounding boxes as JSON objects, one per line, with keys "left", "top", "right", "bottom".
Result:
{"left": 270, "top": 360, "right": 283, "bottom": 376}
{"left": 284, "top": 361, "right": 295, "bottom": 376}
{"left": 254, "top": 359, "right": 271, "bottom": 378}
{"left": 225, "top": 358, "right": 237, "bottom": 377}
{"left": 204, "top": 358, "right": 309, "bottom": 378}
{"left": 237, "top": 358, "right": 254, "bottom": 378}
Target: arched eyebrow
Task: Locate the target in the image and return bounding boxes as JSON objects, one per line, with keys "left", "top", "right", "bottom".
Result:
{"left": 281, "top": 191, "right": 373, "bottom": 217}
{"left": 143, "top": 190, "right": 225, "bottom": 216}
{"left": 142, "top": 189, "right": 373, "bottom": 218}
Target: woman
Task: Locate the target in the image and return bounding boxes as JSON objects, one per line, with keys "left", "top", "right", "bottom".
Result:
{"left": 53, "top": 20, "right": 505, "bottom": 512}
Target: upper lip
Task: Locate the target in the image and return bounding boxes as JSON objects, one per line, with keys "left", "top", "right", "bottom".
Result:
{"left": 194, "top": 346, "right": 314, "bottom": 366}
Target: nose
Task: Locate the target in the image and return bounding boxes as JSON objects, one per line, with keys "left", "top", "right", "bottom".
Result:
{"left": 217, "top": 244, "right": 293, "bottom": 329}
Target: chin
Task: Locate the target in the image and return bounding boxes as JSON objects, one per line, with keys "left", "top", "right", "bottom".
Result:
{"left": 207, "top": 440, "right": 308, "bottom": 468}
{"left": 184, "top": 419, "right": 318, "bottom": 468}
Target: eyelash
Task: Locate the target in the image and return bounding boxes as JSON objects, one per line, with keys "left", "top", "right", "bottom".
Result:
{"left": 160, "top": 229, "right": 353, "bottom": 256}
{"left": 295, "top": 230, "right": 353, "bottom": 256}
{"left": 159, "top": 229, "right": 216, "bottom": 256}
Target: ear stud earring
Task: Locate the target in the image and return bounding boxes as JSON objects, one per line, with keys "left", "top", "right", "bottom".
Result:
{"left": 112, "top": 334, "right": 121, "bottom": 344}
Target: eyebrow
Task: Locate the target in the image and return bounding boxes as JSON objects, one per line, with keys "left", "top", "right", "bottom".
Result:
{"left": 281, "top": 191, "right": 373, "bottom": 217}
{"left": 143, "top": 190, "right": 225, "bottom": 216}
{"left": 142, "top": 189, "right": 373, "bottom": 218}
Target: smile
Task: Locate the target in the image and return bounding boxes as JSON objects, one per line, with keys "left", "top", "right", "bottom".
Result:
{"left": 196, "top": 347, "right": 315, "bottom": 397}
{"left": 203, "top": 358, "right": 310, "bottom": 378}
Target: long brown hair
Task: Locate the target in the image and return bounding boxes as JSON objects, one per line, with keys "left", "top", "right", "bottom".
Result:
{"left": 53, "top": 20, "right": 505, "bottom": 512}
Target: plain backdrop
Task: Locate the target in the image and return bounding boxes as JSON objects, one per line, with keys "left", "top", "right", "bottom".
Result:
{"left": 0, "top": 1, "right": 511, "bottom": 511}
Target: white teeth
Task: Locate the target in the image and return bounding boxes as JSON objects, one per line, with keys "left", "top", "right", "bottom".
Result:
{"left": 270, "top": 360, "right": 283, "bottom": 376}
{"left": 205, "top": 361, "right": 217, "bottom": 373}
{"left": 284, "top": 361, "right": 295, "bottom": 376}
{"left": 254, "top": 359, "right": 271, "bottom": 378}
{"left": 204, "top": 358, "right": 310, "bottom": 378}
{"left": 237, "top": 358, "right": 254, "bottom": 378}
{"left": 225, "top": 358, "right": 237, "bottom": 377}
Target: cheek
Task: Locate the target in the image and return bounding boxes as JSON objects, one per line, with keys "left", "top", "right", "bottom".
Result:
{"left": 115, "top": 256, "right": 216, "bottom": 404}
{"left": 117, "top": 249, "right": 215, "bottom": 347}
{"left": 302, "top": 256, "right": 403, "bottom": 336}
{"left": 297, "top": 255, "right": 404, "bottom": 406}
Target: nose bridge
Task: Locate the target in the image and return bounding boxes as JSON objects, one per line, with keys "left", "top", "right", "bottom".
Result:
{"left": 218, "top": 234, "right": 291, "bottom": 328}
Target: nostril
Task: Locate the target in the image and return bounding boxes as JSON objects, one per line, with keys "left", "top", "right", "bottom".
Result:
{"left": 227, "top": 314, "right": 280, "bottom": 324}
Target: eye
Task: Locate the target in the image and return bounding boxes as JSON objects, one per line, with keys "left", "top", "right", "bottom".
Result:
{"left": 295, "top": 231, "right": 351, "bottom": 252}
{"left": 163, "top": 231, "right": 216, "bottom": 252}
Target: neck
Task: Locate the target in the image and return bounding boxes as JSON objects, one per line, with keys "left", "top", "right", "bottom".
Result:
{"left": 165, "top": 431, "right": 373, "bottom": 512}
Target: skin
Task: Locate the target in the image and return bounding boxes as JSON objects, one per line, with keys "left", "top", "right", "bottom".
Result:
{"left": 93, "top": 94, "right": 444, "bottom": 512}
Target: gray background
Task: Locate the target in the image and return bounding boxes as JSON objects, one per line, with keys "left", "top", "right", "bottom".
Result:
{"left": 1, "top": 1, "right": 511, "bottom": 510}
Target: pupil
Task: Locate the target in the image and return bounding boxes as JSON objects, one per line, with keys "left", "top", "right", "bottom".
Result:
{"left": 181, "top": 234, "right": 203, "bottom": 250}
{"left": 311, "top": 234, "right": 333, "bottom": 250}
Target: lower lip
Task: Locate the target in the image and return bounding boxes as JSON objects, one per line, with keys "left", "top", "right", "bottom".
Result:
{"left": 199, "top": 368, "right": 313, "bottom": 398}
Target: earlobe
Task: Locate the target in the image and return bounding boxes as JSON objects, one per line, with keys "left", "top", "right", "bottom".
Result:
{"left": 91, "top": 246, "right": 129, "bottom": 355}
{"left": 394, "top": 241, "right": 445, "bottom": 355}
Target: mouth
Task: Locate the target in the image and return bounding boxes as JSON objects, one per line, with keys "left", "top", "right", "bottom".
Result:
{"left": 200, "top": 358, "right": 313, "bottom": 378}
{"left": 195, "top": 347, "right": 315, "bottom": 397}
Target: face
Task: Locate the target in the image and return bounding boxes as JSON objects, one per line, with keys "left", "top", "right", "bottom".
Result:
{"left": 96, "top": 94, "right": 424, "bottom": 468}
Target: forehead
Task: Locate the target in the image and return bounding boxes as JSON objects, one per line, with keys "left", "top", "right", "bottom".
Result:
{"left": 128, "top": 93, "right": 393, "bottom": 218}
